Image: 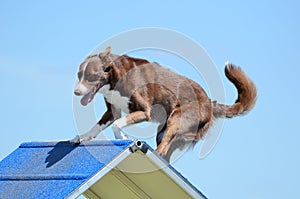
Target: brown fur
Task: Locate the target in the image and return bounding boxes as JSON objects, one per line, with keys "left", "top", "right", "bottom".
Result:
{"left": 75, "top": 47, "right": 257, "bottom": 161}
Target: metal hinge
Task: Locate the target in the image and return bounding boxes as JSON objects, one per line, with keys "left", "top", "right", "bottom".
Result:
{"left": 129, "top": 140, "right": 149, "bottom": 154}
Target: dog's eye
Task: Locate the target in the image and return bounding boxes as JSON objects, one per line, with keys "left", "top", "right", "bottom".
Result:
{"left": 77, "top": 71, "right": 83, "bottom": 80}
{"left": 104, "top": 66, "right": 111, "bottom": 73}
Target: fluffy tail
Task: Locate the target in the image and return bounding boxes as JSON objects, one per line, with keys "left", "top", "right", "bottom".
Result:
{"left": 213, "top": 62, "right": 257, "bottom": 118}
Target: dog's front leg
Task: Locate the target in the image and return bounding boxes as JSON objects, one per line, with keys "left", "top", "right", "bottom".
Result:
{"left": 70, "top": 103, "right": 121, "bottom": 144}
{"left": 112, "top": 116, "right": 129, "bottom": 140}
{"left": 112, "top": 111, "right": 151, "bottom": 139}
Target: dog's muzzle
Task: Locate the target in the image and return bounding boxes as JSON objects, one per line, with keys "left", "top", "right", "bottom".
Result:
{"left": 75, "top": 82, "right": 102, "bottom": 106}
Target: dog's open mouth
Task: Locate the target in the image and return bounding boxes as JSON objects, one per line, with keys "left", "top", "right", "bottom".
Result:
{"left": 80, "top": 83, "right": 102, "bottom": 106}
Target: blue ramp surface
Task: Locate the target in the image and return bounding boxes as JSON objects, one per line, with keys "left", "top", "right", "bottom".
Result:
{"left": 0, "top": 140, "right": 133, "bottom": 199}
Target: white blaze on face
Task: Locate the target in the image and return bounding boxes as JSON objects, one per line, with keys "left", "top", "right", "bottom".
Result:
{"left": 75, "top": 62, "right": 89, "bottom": 95}
{"left": 75, "top": 82, "right": 89, "bottom": 95}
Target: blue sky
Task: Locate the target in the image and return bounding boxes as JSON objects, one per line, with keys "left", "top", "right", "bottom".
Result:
{"left": 1, "top": 1, "right": 300, "bottom": 198}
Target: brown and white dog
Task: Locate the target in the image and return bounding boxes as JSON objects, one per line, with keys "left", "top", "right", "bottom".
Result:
{"left": 71, "top": 46, "right": 257, "bottom": 161}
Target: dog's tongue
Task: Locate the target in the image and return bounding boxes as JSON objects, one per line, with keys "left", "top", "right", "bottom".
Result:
{"left": 80, "top": 83, "right": 101, "bottom": 106}
{"left": 80, "top": 92, "right": 94, "bottom": 106}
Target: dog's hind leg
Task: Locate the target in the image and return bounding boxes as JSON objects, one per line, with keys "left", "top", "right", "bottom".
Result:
{"left": 164, "top": 133, "right": 195, "bottom": 162}
{"left": 149, "top": 103, "right": 168, "bottom": 146}
{"left": 156, "top": 102, "right": 213, "bottom": 161}
{"left": 161, "top": 119, "right": 212, "bottom": 161}
{"left": 156, "top": 108, "right": 182, "bottom": 157}
{"left": 156, "top": 123, "right": 167, "bottom": 146}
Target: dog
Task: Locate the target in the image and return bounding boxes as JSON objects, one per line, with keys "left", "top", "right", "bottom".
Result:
{"left": 71, "top": 46, "right": 257, "bottom": 161}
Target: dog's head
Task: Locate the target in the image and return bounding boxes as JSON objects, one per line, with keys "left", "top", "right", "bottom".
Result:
{"left": 74, "top": 46, "right": 113, "bottom": 106}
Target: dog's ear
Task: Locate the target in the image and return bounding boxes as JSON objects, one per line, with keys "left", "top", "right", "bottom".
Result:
{"left": 99, "top": 46, "right": 112, "bottom": 58}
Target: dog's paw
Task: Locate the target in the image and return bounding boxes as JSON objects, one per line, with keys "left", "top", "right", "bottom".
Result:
{"left": 112, "top": 122, "right": 129, "bottom": 139}
{"left": 120, "top": 133, "right": 129, "bottom": 140}
{"left": 155, "top": 149, "right": 169, "bottom": 162}
{"left": 80, "top": 136, "right": 93, "bottom": 142}
{"left": 156, "top": 146, "right": 166, "bottom": 156}
{"left": 70, "top": 135, "right": 81, "bottom": 145}
{"left": 70, "top": 135, "right": 94, "bottom": 145}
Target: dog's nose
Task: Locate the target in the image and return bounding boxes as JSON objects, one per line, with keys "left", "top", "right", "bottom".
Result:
{"left": 74, "top": 89, "right": 81, "bottom": 96}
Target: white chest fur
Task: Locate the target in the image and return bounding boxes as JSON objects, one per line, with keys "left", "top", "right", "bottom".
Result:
{"left": 99, "top": 85, "right": 130, "bottom": 113}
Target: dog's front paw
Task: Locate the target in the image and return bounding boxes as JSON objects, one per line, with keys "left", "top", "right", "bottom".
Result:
{"left": 79, "top": 136, "right": 93, "bottom": 142}
{"left": 70, "top": 135, "right": 93, "bottom": 145}
{"left": 70, "top": 135, "right": 81, "bottom": 145}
